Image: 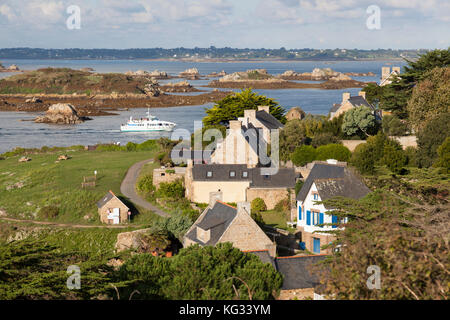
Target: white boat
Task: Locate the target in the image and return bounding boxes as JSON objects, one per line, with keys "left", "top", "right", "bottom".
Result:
{"left": 120, "top": 108, "right": 176, "bottom": 132}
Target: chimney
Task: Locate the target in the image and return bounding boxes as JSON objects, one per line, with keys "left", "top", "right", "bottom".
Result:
{"left": 209, "top": 191, "right": 223, "bottom": 207}
{"left": 258, "top": 106, "right": 270, "bottom": 114}
{"left": 229, "top": 120, "right": 242, "bottom": 131}
{"left": 237, "top": 202, "right": 251, "bottom": 215}
{"left": 358, "top": 91, "right": 366, "bottom": 99}
{"left": 382, "top": 67, "right": 391, "bottom": 80}
{"left": 244, "top": 109, "right": 256, "bottom": 119}
{"left": 392, "top": 67, "right": 401, "bottom": 74}
{"left": 342, "top": 92, "right": 351, "bottom": 103}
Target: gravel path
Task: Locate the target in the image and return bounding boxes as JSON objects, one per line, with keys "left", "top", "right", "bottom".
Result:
{"left": 120, "top": 158, "right": 170, "bottom": 217}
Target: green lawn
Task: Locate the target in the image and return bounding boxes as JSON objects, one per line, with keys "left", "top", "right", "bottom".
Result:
{"left": 0, "top": 147, "right": 160, "bottom": 224}
{"left": 260, "top": 210, "right": 289, "bottom": 230}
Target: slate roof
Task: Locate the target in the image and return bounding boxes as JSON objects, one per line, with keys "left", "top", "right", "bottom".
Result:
{"left": 274, "top": 255, "right": 327, "bottom": 290}
{"left": 296, "top": 163, "right": 370, "bottom": 206}
{"left": 192, "top": 164, "right": 298, "bottom": 188}
{"left": 348, "top": 96, "right": 375, "bottom": 110}
{"left": 256, "top": 110, "right": 284, "bottom": 130}
{"left": 97, "top": 190, "right": 129, "bottom": 209}
{"left": 184, "top": 201, "right": 237, "bottom": 246}
{"left": 329, "top": 103, "right": 341, "bottom": 113}
{"left": 249, "top": 250, "right": 276, "bottom": 269}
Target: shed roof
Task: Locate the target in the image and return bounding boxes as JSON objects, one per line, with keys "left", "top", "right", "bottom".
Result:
{"left": 275, "top": 255, "right": 327, "bottom": 290}
{"left": 97, "top": 190, "right": 128, "bottom": 209}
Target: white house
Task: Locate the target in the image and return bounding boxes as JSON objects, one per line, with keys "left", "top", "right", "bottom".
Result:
{"left": 296, "top": 160, "right": 371, "bottom": 254}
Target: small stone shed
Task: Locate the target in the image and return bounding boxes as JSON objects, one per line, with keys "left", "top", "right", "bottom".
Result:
{"left": 97, "top": 190, "right": 130, "bottom": 225}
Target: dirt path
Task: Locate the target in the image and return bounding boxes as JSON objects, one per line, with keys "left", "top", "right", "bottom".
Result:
{"left": 0, "top": 217, "right": 133, "bottom": 229}
{"left": 120, "top": 159, "right": 170, "bottom": 217}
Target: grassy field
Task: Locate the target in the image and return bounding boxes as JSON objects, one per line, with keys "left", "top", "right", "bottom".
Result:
{"left": 260, "top": 210, "right": 289, "bottom": 230}
{"left": 0, "top": 146, "right": 160, "bottom": 224}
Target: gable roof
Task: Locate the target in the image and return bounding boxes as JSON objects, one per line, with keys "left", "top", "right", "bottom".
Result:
{"left": 296, "top": 163, "right": 370, "bottom": 206}
{"left": 251, "top": 168, "right": 298, "bottom": 188}
{"left": 275, "top": 255, "right": 327, "bottom": 290}
{"left": 184, "top": 201, "right": 238, "bottom": 246}
{"left": 256, "top": 110, "right": 284, "bottom": 130}
{"left": 248, "top": 250, "right": 277, "bottom": 269}
{"left": 329, "top": 103, "right": 341, "bottom": 113}
{"left": 347, "top": 96, "right": 375, "bottom": 110}
{"left": 97, "top": 190, "right": 128, "bottom": 209}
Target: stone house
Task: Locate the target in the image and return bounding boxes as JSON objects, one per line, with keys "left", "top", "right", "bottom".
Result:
{"left": 329, "top": 91, "right": 380, "bottom": 120}
{"left": 184, "top": 162, "right": 298, "bottom": 209}
{"left": 210, "top": 106, "right": 284, "bottom": 166}
{"left": 380, "top": 66, "right": 401, "bottom": 87}
{"left": 285, "top": 107, "right": 305, "bottom": 121}
{"left": 296, "top": 161, "right": 371, "bottom": 254}
{"left": 97, "top": 190, "right": 130, "bottom": 225}
{"left": 183, "top": 194, "right": 277, "bottom": 256}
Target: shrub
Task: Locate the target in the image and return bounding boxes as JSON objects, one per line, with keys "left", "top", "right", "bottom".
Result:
{"left": 382, "top": 143, "right": 407, "bottom": 174}
{"left": 316, "top": 144, "right": 351, "bottom": 162}
{"left": 382, "top": 115, "right": 409, "bottom": 136}
{"left": 416, "top": 113, "right": 450, "bottom": 168}
{"left": 404, "top": 147, "right": 418, "bottom": 167}
{"left": 37, "top": 206, "right": 59, "bottom": 220}
{"left": 251, "top": 198, "right": 267, "bottom": 214}
{"left": 295, "top": 180, "right": 304, "bottom": 195}
{"left": 151, "top": 215, "right": 193, "bottom": 241}
{"left": 156, "top": 180, "right": 185, "bottom": 199}
{"left": 251, "top": 212, "right": 265, "bottom": 226}
{"left": 342, "top": 106, "right": 378, "bottom": 138}
{"left": 351, "top": 143, "right": 375, "bottom": 175}
{"left": 136, "top": 174, "right": 155, "bottom": 196}
{"left": 311, "top": 132, "right": 340, "bottom": 147}
{"left": 126, "top": 142, "right": 137, "bottom": 151}
{"left": 434, "top": 137, "right": 450, "bottom": 173}
{"left": 274, "top": 198, "right": 290, "bottom": 213}
{"left": 291, "top": 145, "right": 317, "bottom": 166}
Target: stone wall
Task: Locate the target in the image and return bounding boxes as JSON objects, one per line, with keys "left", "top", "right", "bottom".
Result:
{"left": 98, "top": 197, "right": 129, "bottom": 224}
{"left": 341, "top": 135, "right": 417, "bottom": 152}
{"left": 246, "top": 188, "right": 289, "bottom": 210}
{"left": 153, "top": 168, "right": 186, "bottom": 188}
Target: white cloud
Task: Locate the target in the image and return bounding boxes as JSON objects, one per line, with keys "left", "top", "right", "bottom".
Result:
{"left": 0, "top": 4, "right": 16, "bottom": 21}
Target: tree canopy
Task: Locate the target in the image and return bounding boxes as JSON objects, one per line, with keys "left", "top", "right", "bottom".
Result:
{"left": 342, "top": 106, "right": 377, "bottom": 137}
{"left": 202, "top": 89, "right": 286, "bottom": 127}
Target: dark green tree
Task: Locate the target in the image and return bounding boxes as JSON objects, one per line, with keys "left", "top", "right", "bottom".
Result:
{"left": 416, "top": 113, "right": 450, "bottom": 167}
{"left": 316, "top": 144, "right": 351, "bottom": 162}
{"left": 291, "top": 145, "right": 317, "bottom": 166}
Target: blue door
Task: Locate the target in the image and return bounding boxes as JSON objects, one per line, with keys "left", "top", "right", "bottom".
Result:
{"left": 306, "top": 211, "right": 311, "bottom": 225}
{"left": 332, "top": 215, "right": 338, "bottom": 228}
{"left": 313, "top": 238, "right": 321, "bottom": 253}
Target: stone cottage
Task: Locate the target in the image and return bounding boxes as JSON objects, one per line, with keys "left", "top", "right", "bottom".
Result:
{"left": 296, "top": 161, "right": 371, "bottom": 254}
{"left": 97, "top": 190, "right": 130, "bottom": 225}
{"left": 329, "top": 91, "right": 379, "bottom": 120}
{"left": 183, "top": 194, "right": 277, "bottom": 256}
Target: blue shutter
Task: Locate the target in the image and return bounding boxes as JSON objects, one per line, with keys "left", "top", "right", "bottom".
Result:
{"left": 306, "top": 211, "right": 311, "bottom": 226}
{"left": 298, "top": 206, "right": 302, "bottom": 221}
{"left": 319, "top": 213, "right": 324, "bottom": 226}
{"left": 332, "top": 215, "right": 338, "bottom": 228}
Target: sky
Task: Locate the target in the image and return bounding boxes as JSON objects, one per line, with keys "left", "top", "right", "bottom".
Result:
{"left": 0, "top": 0, "right": 449, "bottom": 49}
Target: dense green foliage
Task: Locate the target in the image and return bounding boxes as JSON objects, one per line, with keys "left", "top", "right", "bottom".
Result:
{"left": 416, "top": 113, "right": 450, "bottom": 168}
{"left": 382, "top": 115, "right": 409, "bottom": 136}
{"left": 382, "top": 143, "right": 407, "bottom": 174}
{"left": 37, "top": 206, "right": 60, "bottom": 220}
{"left": 291, "top": 145, "right": 316, "bottom": 167}
{"left": 251, "top": 198, "right": 267, "bottom": 214}
{"left": 203, "top": 89, "right": 286, "bottom": 127}
{"left": 315, "top": 144, "right": 352, "bottom": 162}
{"left": 434, "top": 137, "right": 450, "bottom": 173}
{"left": 156, "top": 180, "right": 185, "bottom": 200}
{"left": 114, "top": 243, "right": 283, "bottom": 300}
{"left": 351, "top": 143, "right": 376, "bottom": 174}
{"left": 151, "top": 215, "right": 193, "bottom": 241}
{"left": 342, "top": 106, "right": 377, "bottom": 138}
{"left": 311, "top": 132, "right": 341, "bottom": 147}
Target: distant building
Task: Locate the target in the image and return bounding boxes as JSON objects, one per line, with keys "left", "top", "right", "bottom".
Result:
{"left": 97, "top": 190, "right": 129, "bottom": 225}
{"left": 380, "top": 66, "right": 401, "bottom": 86}
{"left": 329, "top": 91, "right": 380, "bottom": 120}
{"left": 285, "top": 107, "right": 306, "bottom": 121}
{"left": 184, "top": 162, "right": 298, "bottom": 209}
{"left": 183, "top": 194, "right": 277, "bottom": 256}
{"left": 296, "top": 161, "right": 371, "bottom": 254}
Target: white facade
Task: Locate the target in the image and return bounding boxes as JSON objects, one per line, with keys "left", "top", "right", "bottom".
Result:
{"left": 296, "top": 182, "right": 341, "bottom": 234}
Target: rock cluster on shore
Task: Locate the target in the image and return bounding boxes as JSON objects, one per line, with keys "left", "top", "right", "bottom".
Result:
{"left": 125, "top": 70, "right": 169, "bottom": 79}
{"left": 219, "top": 69, "right": 274, "bottom": 82}
{"left": 179, "top": 68, "right": 200, "bottom": 79}
{"left": 0, "top": 63, "right": 20, "bottom": 72}
{"left": 279, "top": 68, "right": 355, "bottom": 81}
{"left": 34, "top": 103, "right": 90, "bottom": 124}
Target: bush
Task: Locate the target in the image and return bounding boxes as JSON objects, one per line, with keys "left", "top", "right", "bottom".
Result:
{"left": 417, "top": 113, "right": 450, "bottom": 168}
{"left": 316, "top": 144, "right": 351, "bottom": 162}
{"left": 382, "top": 115, "right": 409, "bottom": 136}
{"left": 434, "top": 137, "right": 450, "bottom": 173}
{"left": 156, "top": 180, "right": 185, "bottom": 199}
{"left": 382, "top": 143, "right": 407, "bottom": 174}
{"left": 404, "top": 147, "right": 418, "bottom": 167}
{"left": 251, "top": 212, "right": 265, "bottom": 226}
{"left": 351, "top": 143, "right": 375, "bottom": 175}
{"left": 125, "top": 142, "right": 138, "bottom": 151}
{"left": 291, "top": 145, "right": 317, "bottom": 166}
{"left": 311, "top": 132, "right": 340, "bottom": 147}
{"left": 274, "top": 198, "right": 290, "bottom": 213}
{"left": 37, "top": 206, "right": 59, "bottom": 220}
{"left": 136, "top": 174, "right": 155, "bottom": 196}
{"left": 151, "top": 215, "right": 193, "bottom": 241}
{"left": 251, "top": 198, "right": 267, "bottom": 214}
{"left": 295, "top": 180, "right": 304, "bottom": 195}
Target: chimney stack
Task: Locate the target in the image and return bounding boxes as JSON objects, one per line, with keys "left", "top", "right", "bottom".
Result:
{"left": 358, "top": 91, "right": 366, "bottom": 99}
{"left": 392, "top": 66, "right": 401, "bottom": 74}
{"left": 342, "top": 92, "right": 351, "bottom": 103}
{"left": 209, "top": 191, "right": 223, "bottom": 207}
{"left": 237, "top": 202, "right": 251, "bottom": 215}
{"left": 229, "top": 120, "right": 242, "bottom": 131}
{"left": 244, "top": 109, "right": 256, "bottom": 119}
{"left": 258, "top": 106, "right": 270, "bottom": 114}
{"left": 381, "top": 67, "right": 391, "bottom": 81}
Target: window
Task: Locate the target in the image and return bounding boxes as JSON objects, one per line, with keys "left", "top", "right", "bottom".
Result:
{"left": 206, "top": 171, "right": 213, "bottom": 178}
{"left": 242, "top": 171, "right": 248, "bottom": 178}
{"left": 312, "top": 210, "right": 320, "bottom": 226}
{"left": 229, "top": 171, "right": 236, "bottom": 178}
{"left": 312, "top": 192, "right": 319, "bottom": 200}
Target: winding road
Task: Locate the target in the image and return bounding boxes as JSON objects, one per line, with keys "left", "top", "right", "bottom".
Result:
{"left": 120, "top": 158, "right": 169, "bottom": 217}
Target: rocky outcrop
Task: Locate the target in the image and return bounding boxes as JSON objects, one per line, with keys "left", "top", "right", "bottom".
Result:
{"left": 329, "top": 73, "right": 352, "bottom": 81}
{"left": 80, "top": 67, "right": 94, "bottom": 72}
{"left": 160, "top": 80, "right": 200, "bottom": 93}
{"left": 179, "top": 68, "right": 200, "bottom": 79}
{"left": 219, "top": 69, "right": 273, "bottom": 82}
{"left": 311, "top": 68, "right": 340, "bottom": 80}
{"left": 7, "top": 64, "right": 19, "bottom": 71}
{"left": 207, "top": 70, "right": 227, "bottom": 77}
{"left": 142, "top": 79, "right": 161, "bottom": 97}
{"left": 25, "top": 97, "right": 43, "bottom": 103}
{"left": 115, "top": 228, "right": 151, "bottom": 252}
{"left": 34, "top": 103, "right": 91, "bottom": 124}
{"left": 125, "top": 70, "right": 169, "bottom": 79}
{"left": 278, "top": 68, "right": 355, "bottom": 81}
